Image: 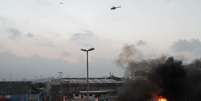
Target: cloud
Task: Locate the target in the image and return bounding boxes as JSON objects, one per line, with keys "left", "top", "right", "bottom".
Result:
{"left": 70, "top": 30, "right": 98, "bottom": 47}
{"left": 0, "top": 16, "right": 35, "bottom": 40}
{"left": 71, "top": 31, "right": 94, "bottom": 40}
{"left": 7, "top": 27, "right": 22, "bottom": 39}
{"left": 26, "top": 32, "right": 34, "bottom": 38}
{"left": 0, "top": 17, "right": 73, "bottom": 63}
{"left": 0, "top": 16, "right": 124, "bottom": 77}
{"left": 0, "top": 51, "right": 123, "bottom": 80}
{"left": 0, "top": 52, "right": 83, "bottom": 80}
{"left": 136, "top": 40, "right": 147, "bottom": 46}
{"left": 171, "top": 39, "right": 201, "bottom": 60}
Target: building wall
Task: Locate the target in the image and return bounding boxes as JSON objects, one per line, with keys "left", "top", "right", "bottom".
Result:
{"left": 48, "top": 78, "right": 123, "bottom": 101}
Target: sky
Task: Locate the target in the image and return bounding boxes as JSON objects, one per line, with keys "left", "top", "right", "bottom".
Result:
{"left": 0, "top": 0, "right": 201, "bottom": 80}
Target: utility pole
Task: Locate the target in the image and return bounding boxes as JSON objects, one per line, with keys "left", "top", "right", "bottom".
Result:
{"left": 81, "top": 48, "right": 95, "bottom": 101}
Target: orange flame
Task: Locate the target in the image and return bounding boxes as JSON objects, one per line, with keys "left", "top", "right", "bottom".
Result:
{"left": 158, "top": 96, "right": 167, "bottom": 101}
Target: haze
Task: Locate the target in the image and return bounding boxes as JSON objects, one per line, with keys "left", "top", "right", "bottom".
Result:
{"left": 0, "top": 0, "right": 201, "bottom": 80}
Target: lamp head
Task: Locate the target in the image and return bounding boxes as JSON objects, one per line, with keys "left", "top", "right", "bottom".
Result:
{"left": 81, "top": 49, "right": 87, "bottom": 51}
{"left": 88, "top": 48, "right": 95, "bottom": 51}
{"left": 81, "top": 48, "right": 95, "bottom": 51}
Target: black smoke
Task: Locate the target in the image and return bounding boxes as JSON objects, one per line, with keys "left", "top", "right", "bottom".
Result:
{"left": 117, "top": 57, "right": 201, "bottom": 101}
{"left": 118, "top": 79, "right": 159, "bottom": 101}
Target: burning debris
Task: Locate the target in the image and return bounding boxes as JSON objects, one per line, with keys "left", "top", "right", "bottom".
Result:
{"left": 117, "top": 45, "right": 201, "bottom": 101}
{"left": 158, "top": 96, "right": 167, "bottom": 101}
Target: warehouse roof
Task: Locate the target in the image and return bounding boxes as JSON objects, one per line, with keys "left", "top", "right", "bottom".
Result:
{"left": 49, "top": 77, "right": 123, "bottom": 85}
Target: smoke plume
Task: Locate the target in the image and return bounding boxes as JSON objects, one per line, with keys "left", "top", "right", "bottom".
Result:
{"left": 117, "top": 45, "right": 201, "bottom": 101}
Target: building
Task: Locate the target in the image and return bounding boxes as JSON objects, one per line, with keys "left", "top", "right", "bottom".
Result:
{"left": 0, "top": 81, "right": 32, "bottom": 101}
{"left": 47, "top": 77, "right": 123, "bottom": 101}
{"left": 0, "top": 76, "right": 124, "bottom": 101}
{"left": 0, "top": 81, "right": 32, "bottom": 95}
{"left": 0, "top": 81, "right": 47, "bottom": 101}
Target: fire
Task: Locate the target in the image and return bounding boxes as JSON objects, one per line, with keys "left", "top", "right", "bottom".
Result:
{"left": 158, "top": 96, "right": 167, "bottom": 101}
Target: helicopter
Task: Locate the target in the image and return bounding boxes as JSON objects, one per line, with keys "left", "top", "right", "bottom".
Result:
{"left": 110, "top": 6, "right": 121, "bottom": 10}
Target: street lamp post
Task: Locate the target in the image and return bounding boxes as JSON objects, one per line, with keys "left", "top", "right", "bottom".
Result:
{"left": 81, "top": 48, "right": 95, "bottom": 101}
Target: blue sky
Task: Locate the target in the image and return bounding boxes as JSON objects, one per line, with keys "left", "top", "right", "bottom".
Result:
{"left": 0, "top": 0, "right": 201, "bottom": 80}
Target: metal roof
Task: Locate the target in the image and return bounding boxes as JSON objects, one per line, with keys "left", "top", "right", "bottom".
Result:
{"left": 50, "top": 78, "right": 123, "bottom": 85}
{"left": 63, "top": 78, "right": 122, "bottom": 84}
